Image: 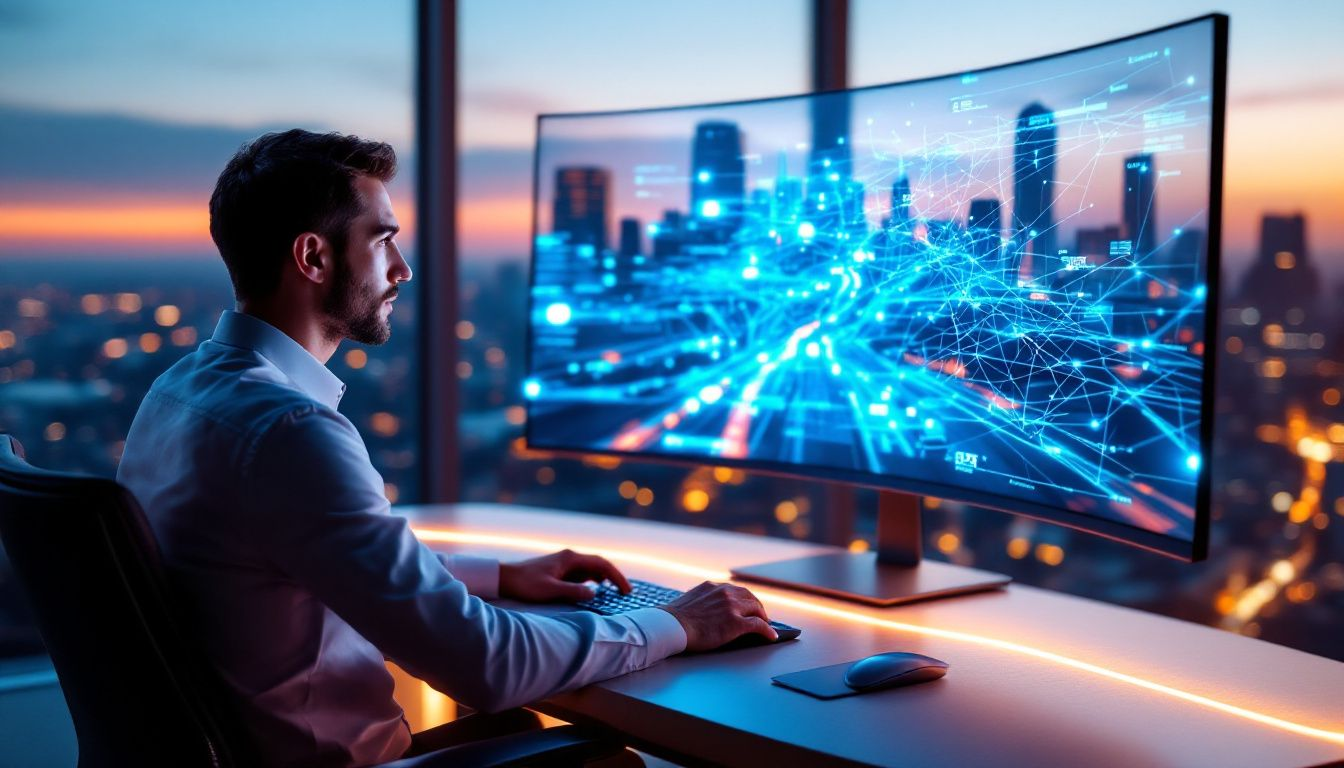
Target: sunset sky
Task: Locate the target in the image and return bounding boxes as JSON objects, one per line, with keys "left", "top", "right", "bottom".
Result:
{"left": 1, "top": 0, "right": 1341, "bottom": 281}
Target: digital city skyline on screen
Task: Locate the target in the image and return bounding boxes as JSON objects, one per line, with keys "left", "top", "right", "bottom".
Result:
{"left": 526, "top": 18, "right": 1219, "bottom": 544}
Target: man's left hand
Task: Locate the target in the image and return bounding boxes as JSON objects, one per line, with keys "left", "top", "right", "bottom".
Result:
{"left": 498, "top": 549, "right": 633, "bottom": 603}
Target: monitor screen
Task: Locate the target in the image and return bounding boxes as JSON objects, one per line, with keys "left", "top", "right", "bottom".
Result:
{"left": 526, "top": 15, "right": 1225, "bottom": 559}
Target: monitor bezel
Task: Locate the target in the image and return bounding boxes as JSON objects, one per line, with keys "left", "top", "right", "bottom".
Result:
{"left": 524, "top": 13, "right": 1228, "bottom": 562}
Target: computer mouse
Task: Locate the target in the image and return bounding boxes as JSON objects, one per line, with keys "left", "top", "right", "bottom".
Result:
{"left": 843, "top": 652, "right": 948, "bottom": 691}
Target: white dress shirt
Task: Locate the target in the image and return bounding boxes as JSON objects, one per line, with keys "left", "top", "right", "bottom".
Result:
{"left": 117, "top": 310, "right": 686, "bottom": 768}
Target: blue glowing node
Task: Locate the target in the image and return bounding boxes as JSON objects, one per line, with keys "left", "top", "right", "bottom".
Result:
{"left": 529, "top": 17, "right": 1217, "bottom": 547}
{"left": 544, "top": 303, "right": 572, "bottom": 325}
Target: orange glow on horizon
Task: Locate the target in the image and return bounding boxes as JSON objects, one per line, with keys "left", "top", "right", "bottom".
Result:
{"left": 457, "top": 195, "right": 532, "bottom": 252}
{"left": 0, "top": 197, "right": 416, "bottom": 251}
{"left": 0, "top": 203, "right": 210, "bottom": 245}
{"left": 409, "top": 524, "right": 1344, "bottom": 748}
{"left": 2, "top": 184, "right": 1340, "bottom": 261}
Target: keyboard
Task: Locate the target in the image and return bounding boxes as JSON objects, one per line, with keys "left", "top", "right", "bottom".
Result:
{"left": 575, "top": 578, "right": 802, "bottom": 648}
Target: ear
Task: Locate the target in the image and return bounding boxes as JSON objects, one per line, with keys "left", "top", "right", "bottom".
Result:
{"left": 291, "top": 231, "right": 333, "bottom": 287}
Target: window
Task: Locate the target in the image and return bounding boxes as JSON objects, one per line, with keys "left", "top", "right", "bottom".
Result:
{"left": 457, "top": 0, "right": 840, "bottom": 538}
{"left": 0, "top": 0, "right": 419, "bottom": 657}
{"left": 852, "top": 0, "right": 1344, "bottom": 659}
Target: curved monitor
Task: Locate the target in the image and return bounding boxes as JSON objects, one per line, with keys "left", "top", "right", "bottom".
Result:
{"left": 525, "top": 15, "right": 1227, "bottom": 561}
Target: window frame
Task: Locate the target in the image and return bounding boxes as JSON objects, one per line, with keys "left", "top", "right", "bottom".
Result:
{"left": 419, "top": 0, "right": 852, "bottom": 525}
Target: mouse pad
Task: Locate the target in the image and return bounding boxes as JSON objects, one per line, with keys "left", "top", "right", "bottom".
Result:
{"left": 771, "top": 660, "right": 874, "bottom": 700}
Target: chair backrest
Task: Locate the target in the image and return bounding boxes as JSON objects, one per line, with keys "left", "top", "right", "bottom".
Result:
{"left": 0, "top": 435, "right": 260, "bottom": 767}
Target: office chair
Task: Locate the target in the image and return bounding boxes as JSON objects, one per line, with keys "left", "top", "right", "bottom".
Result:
{"left": 0, "top": 434, "right": 623, "bottom": 767}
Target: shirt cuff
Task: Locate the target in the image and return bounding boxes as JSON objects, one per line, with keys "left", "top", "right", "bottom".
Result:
{"left": 439, "top": 554, "right": 500, "bottom": 599}
{"left": 624, "top": 606, "right": 688, "bottom": 660}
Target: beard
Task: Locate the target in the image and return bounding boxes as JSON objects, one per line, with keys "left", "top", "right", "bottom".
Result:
{"left": 322, "top": 251, "right": 396, "bottom": 345}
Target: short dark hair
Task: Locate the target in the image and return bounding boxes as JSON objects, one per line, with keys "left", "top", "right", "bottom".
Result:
{"left": 209, "top": 129, "right": 397, "bottom": 301}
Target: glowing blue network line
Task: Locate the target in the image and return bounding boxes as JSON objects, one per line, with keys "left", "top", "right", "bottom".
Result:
{"left": 528, "top": 22, "right": 1216, "bottom": 539}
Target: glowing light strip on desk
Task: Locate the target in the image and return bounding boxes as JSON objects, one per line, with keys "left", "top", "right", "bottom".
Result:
{"left": 411, "top": 526, "right": 1344, "bottom": 748}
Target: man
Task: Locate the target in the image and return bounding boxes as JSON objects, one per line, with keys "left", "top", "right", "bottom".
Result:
{"left": 118, "top": 129, "right": 778, "bottom": 767}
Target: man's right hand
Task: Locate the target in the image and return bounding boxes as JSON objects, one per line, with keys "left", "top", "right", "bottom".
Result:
{"left": 657, "top": 581, "right": 778, "bottom": 652}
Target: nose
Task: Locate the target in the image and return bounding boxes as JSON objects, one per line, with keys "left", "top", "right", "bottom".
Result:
{"left": 391, "top": 241, "right": 412, "bottom": 284}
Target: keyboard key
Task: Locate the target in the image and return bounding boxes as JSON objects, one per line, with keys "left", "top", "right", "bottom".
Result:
{"left": 575, "top": 579, "right": 802, "bottom": 646}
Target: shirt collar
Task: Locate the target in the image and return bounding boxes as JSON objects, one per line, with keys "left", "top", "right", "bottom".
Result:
{"left": 211, "top": 310, "right": 347, "bottom": 409}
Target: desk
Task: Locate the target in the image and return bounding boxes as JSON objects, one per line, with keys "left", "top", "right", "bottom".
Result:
{"left": 401, "top": 503, "right": 1344, "bottom": 768}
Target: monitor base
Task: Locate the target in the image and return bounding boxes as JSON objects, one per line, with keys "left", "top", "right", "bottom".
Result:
{"left": 731, "top": 552, "right": 1010, "bottom": 607}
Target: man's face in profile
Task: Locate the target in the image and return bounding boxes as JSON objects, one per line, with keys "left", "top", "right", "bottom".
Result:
{"left": 323, "top": 175, "right": 411, "bottom": 345}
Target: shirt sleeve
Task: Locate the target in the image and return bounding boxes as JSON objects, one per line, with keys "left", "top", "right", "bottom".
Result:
{"left": 243, "top": 406, "right": 685, "bottom": 712}
{"left": 438, "top": 554, "right": 500, "bottom": 599}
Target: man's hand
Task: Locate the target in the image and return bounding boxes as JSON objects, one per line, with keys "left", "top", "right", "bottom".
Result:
{"left": 657, "top": 581, "right": 778, "bottom": 652}
{"left": 498, "top": 549, "right": 633, "bottom": 603}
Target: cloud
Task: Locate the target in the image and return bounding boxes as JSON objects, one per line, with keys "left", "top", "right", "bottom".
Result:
{"left": 0, "top": 103, "right": 300, "bottom": 203}
{"left": 1231, "top": 82, "right": 1344, "bottom": 108}
{"left": 461, "top": 88, "right": 559, "bottom": 117}
{"left": 0, "top": 103, "right": 422, "bottom": 205}
{"left": 460, "top": 146, "right": 534, "bottom": 198}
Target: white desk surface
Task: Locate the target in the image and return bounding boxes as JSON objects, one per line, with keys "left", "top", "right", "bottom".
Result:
{"left": 401, "top": 503, "right": 1344, "bottom": 768}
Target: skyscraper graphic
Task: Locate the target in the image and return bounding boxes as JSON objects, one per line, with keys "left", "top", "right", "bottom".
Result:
{"left": 967, "top": 197, "right": 1002, "bottom": 235}
{"left": 689, "top": 121, "right": 745, "bottom": 225}
{"left": 1012, "top": 103, "right": 1057, "bottom": 281}
{"left": 773, "top": 152, "right": 803, "bottom": 222}
{"left": 1123, "top": 153, "right": 1157, "bottom": 256}
{"left": 890, "top": 174, "right": 912, "bottom": 228}
{"left": 809, "top": 89, "right": 851, "bottom": 175}
{"left": 618, "top": 217, "right": 641, "bottom": 258}
{"left": 1075, "top": 226, "right": 1121, "bottom": 261}
{"left": 875, "top": 173, "right": 914, "bottom": 260}
{"left": 553, "top": 167, "right": 610, "bottom": 252}
{"left": 967, "top": 197, "right": 1003, "bottom": 262}
{"left": 618, "top": 217, "right": 641, "bottom": 284}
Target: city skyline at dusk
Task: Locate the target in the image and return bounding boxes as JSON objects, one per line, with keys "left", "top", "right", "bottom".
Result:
{"left": 1, "top": 0, "right": 1342, "bottom": 671}
{"left": 0, "top": 1, "right": 1341, "bottom": 281}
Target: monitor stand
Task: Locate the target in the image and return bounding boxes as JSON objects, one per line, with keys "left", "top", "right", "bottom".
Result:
{"left": 730, "top": 490, "right": 1010, "bottom": 606}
